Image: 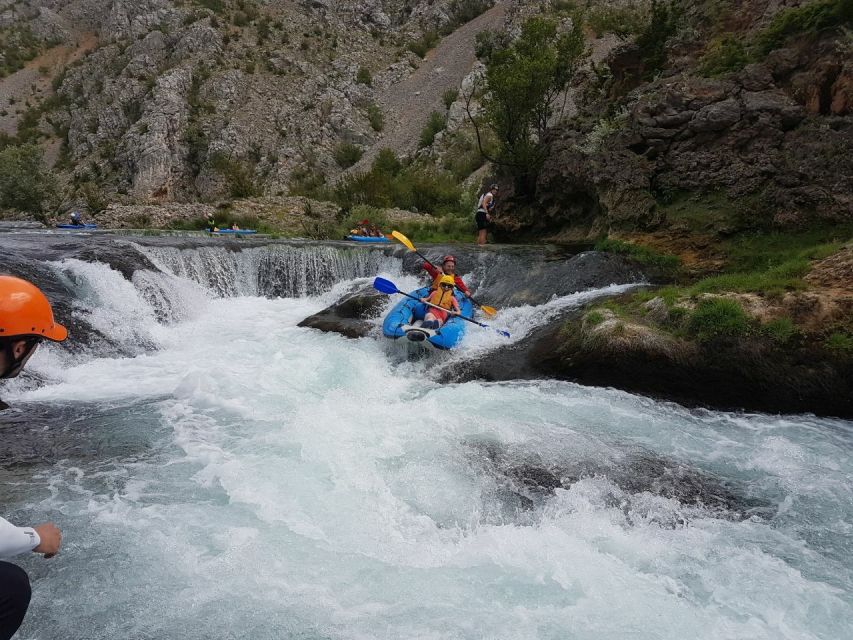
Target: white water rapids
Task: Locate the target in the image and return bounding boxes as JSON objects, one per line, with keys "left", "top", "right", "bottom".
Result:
{"left": 1, "top": 247, "right": 852, "bottom": 639}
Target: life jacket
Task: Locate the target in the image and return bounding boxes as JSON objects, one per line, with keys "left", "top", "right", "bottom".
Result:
{"left": 477, "top": 192, "right": 494, "bottom": 213}
{"left": 426, "top": 288, "right": 455, "bottom": 310}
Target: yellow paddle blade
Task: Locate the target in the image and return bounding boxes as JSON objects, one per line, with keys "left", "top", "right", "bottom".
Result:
{"left": 391, "top": 230, "right": 416, "bottom": 251}
{"left": 479, "top": 305, "right": 497, "bottom": 317}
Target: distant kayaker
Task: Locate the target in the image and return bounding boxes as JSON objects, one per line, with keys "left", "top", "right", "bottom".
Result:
{"left": 420, "top": 275, "right": 460, "bottom": 329}
{"left": 423, "top": 254, "right": 470, "bottom": 296}
{"left": 207, "top": 216, "right": 219, "bottom": 232}
{"left": 70, "top": 211, "right": 83, "bottom": 226}
{"left": 475, "top": 184, "right": 498, "bottom": 245}
{"left": 0, "top": 276, "right": 67, "bottom": 640}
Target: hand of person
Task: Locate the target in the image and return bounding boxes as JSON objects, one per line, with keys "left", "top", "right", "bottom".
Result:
{"left": 420, "top": 297, "right": 428, "bottom": 303}
{"left": 33, "top": 522, "right": 61, "bottom": 558}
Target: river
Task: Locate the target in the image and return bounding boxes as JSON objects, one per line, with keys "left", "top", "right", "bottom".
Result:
{"left": 1, "top": 233, "right": 851, "bottom": 639}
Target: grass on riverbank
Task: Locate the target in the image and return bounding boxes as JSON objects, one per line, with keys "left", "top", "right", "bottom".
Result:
{"left": 593, "top": 222, "right": 853, "bottom": 348}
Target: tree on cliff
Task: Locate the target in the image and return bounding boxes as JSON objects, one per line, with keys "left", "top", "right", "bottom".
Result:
{"left": 0, "top": 144, "right": 58, "bottom": 215}
{"left": 467, "top": 16, "right": 586, "bottom": 196}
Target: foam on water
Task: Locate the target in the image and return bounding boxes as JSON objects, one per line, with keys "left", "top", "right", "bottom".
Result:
{"left": 2, "top": 259, "right": 852, "bottom": 640}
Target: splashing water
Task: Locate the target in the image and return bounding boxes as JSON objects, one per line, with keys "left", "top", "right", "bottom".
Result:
{"left": 1, "top": 251, "right": 851, "bottom": 640}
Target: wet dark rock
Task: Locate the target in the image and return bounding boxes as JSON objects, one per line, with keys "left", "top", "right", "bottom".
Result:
{"left": 298, "top": 290, "right": 385, "bottom": 339}
{"left": 463, "top": 436, "right": 772, "bottom": 522}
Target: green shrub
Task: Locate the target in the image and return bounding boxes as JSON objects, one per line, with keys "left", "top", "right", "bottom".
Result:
{"left": 699, "top": 35, "right": 750, "bottom": 77}
{"left": 687, "top": 298, "right": 751, "bottom": 341}
{"left": 755, "top": 0, "right": 853, "bottom": 56}
{"left": 367, "top": 103, "right": 384, "bottom": 132}
{"left": 762, "top": 317, "right": 798, "bottom": 344}
{"left": 442, "top": 133, "right": 486, "bottom": 180}
{"left": 419, "top": 111, "right": 447, "bottom": 148}
{"left": 333, "top": 142, "right": 363, "bottom": 169}
{"left": 407, "top": 30, "right": 440, "bottom": 58}
{"left": 443, "top": 88, "right": 459, "bottom": 109}
{"left": 210, "top": 153, "right": 260, "bottom": 198}
{"left": 194, "top": 0, "right": 225, "bottom": 13}
{"left": 586, "top": 3, "right": 649, "bottom": 39}
{"left": 0, "top": 144, "right": 58, "bottom": 213}
{"left": 356, "top": 66, "right": 372, "bottom": 85}
{"left": 634, "top": 0, "right": 682, "bottom": 78}
{"left": 586, "top": 310, "right": 606, "bottom": 326}
{"left": 824, "top": 331, "right": 853, "bottom": 355}
{"left": 448, "top": 0, "right": 493, "bottom": 26}
{"left": 595, "top": 238, "right": 681, "bottom": 273}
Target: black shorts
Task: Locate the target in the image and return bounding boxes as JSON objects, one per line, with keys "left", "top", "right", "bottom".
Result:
{"left": 475, "top": 210, "right": 489, "bottom": 230}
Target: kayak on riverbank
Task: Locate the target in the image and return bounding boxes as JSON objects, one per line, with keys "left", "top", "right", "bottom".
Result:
{"left": 382, "top": 285, "right": 473, "bottom": 350}
{"left": 56, "top": 223, "right": 98, "bottom": 229}
{"left": 345, "top": 235, "right": 391, "bottom": 243}
{"left": 210, "top": 229, "right": 257, "bottom": 235}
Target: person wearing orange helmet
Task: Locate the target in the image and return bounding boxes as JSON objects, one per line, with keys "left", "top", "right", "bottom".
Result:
{"left": 0, "top": 275, "right": 66, "bottom": 640}
{"left": 422, "top": 254, "right": 470, "bottom": 296}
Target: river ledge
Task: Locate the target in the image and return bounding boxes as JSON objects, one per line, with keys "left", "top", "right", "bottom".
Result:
{"left": 2, "top": 230, "right": 850, "bottom": 418}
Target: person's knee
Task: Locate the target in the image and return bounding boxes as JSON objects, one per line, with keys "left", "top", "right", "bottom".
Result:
{"left": 0, "top": 562, "right": 32, "bottom": 633}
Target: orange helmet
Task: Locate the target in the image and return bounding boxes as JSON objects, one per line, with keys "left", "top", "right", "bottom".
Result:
{"left": 0, "top": 276, "right": 67, "bottom": 342}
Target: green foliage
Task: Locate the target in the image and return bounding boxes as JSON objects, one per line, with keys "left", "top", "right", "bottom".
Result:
{"left": 288, "top": 165, "right": 326, "bottom": 196}
{"left": 367, "top": 103, "right": 384, "bottom": 132}
{"left": 586, "top": 2, "right": 649, "bottom": 39}
{"left": 407, "top": 30, "right": 440, "bottom": 58}
{"left": 0, "top": 27, "right": 43, "bottom": 77}
{"left": 595, "top": 238, "right": 681, "bottom": 273}
{"left": 634, "top": 0, "right": 681, "bottom": 78}
{"left": 0, "top": 144, "right": 58, "bottom": 213}
{"left": 79, "top": 181, "right": 107, "bottom": 214}
{"left": 482, "top": 16, "right": 586, "bottom": 189}
{"left": 824, "top": 331, "right": 853, "bottom": 355}
{"left": 690, "top": 260, "right": 810, "bottom": 294}
{"left": 762, "top": 317, "right": 798, "bottom": 344}
{"left": 699, "top": 35, "right": 750, "bottom": 77}
{"left": 419, "top": 111, "right": 447, "bottom": 148}
{"left": 210, "top": 153, "right": 260, "bottom": 198}
{"left": 441, "top": 132, "right": 488, "bottom": 180}
{"left": 443, "top": 88, "right": 459, "bottom": 109}
{"left": 448, "top": 0, "right": 493, "bottom": 25}
{"left": 356, "top": 66, "right": 372, "bottom": 85}
{"left": 687, "top": 298, "right": 750, "bottom": 341}
{"left": 193, "top": 0, "right": 225, "bottom": 14}
{"left": 302, "top": 150, "right": 468, "bottom": 217}
{"left": 586, "top": 310, "right": 606, "bottom": 326}
{"left": 333, "top": 142, "right": 363, "bottom": 169}
{"left": 755, "top": 0, "right": 853, "bottom": 56}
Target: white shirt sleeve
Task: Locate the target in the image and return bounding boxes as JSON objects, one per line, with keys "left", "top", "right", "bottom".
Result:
{"left": 0, "top": 516, "right": 41, "bottom": 558}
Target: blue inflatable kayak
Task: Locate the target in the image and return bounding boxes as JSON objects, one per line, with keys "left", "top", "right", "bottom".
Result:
{"left": 211, "top": 229, "right": 257, "bottom": 234}
{"left": 346, "top": 235, "right": 390, "bottom": 243}
{"left": 382, "top": 286, "right": 473, "bottom": 350}
{"left": 57, "top": 223, "right": 97, "bottom": 229}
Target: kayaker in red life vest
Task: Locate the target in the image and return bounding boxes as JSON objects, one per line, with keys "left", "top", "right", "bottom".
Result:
{"left": 423, "top": 254, "right": 470, "bottom": 296}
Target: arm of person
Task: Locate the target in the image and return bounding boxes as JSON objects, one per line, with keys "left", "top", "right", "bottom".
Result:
{"left": 0, "top": 518, "right": 61, "bottom": 559}
{"left": 0, "top": 516, "right": 41, "bottom": 558}
{"left": 453, "top": 276, "right": 470, "bottom": 295}
{"left": 423, "top": 262, "right": 440, "bottom": 279}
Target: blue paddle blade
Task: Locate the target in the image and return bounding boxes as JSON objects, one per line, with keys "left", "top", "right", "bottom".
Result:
{"left": 497, "top": 329, "right": 511, "bottom": 338}
{"left": 373, "top": 277, "right": 399, "bottom": 295}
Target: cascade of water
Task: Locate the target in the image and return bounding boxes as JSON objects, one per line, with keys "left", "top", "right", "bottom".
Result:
{"left": 136, "top": 244, "right": 396, "bottom": 298}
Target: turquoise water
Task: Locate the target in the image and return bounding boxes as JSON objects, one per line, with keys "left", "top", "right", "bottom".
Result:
{"left": 2, "top": 258, "right": 851, "bottom": 639}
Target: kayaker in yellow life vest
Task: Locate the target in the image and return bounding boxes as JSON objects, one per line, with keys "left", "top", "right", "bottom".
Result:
{"left": 420, "top": 275, "right": 460, "bottom": 329}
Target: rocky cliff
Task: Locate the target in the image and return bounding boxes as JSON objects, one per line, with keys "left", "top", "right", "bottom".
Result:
{"left": 0, "top": 0, "right": 502, "bottom": 212}
{"left": 496, "top": 0, "right": 853, "bottom": 239}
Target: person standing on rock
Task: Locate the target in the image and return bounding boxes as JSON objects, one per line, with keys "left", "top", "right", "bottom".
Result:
{"left": 475, "top": 184, "right": 499, "bottom": 245}
{"left": 0, "top": 276, "right": 67, "bottom": 640}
